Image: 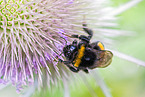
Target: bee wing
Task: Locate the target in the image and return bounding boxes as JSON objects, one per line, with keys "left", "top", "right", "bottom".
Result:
{"left": 88, "top": 49, "right": 113, "bottom": 69}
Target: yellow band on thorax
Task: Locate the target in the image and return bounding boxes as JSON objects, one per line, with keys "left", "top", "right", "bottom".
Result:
{"left": 74, "top": 44, "right": 85, "bottom": 67}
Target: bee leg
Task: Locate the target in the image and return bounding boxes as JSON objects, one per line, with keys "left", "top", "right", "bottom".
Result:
{"left": 82, "top": 23, "right": 93, "bottom": 39}
{"left": 90, "top": 41, "right": 105, "bottom": 50}
{"left": 58, "top": 59, "right": 79, "bottom": 72}
{"left": 58, "top": 59, "right": 72, "bottom": 64}
{"left": 71, "top": 23, "right": 93, "bottom": 42}
{"left": 71, "top": 35, "right": 90, "bottom": 43}
{"left": 82, "top": 69, "right": 89, "bottom": 73}
{"left": 68, "top": 67, "right": 80, "bottom": 73}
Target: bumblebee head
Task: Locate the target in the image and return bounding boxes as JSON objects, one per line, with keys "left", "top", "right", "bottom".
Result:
{"left": 63, "top": 45, "right": 77, "bottom": 59}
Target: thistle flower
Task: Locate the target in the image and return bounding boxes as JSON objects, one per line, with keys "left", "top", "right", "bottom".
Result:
{"left": 0, "top": 0, "right": 144, "bottom": 97}
{"left": 0, "top": 0, "right": 86, "bottom": 91}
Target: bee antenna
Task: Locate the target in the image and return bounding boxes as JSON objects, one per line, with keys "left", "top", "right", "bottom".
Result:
{"left": 55, "top": 51, "right": 64, "bottom": 62}
{"left": 60, "top": 37, "right": 68, "bottom": 46}
{"left": 54, "top": 37, "right": 66, "bottom": 62}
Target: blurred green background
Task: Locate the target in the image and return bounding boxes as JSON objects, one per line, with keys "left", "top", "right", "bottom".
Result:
{"left": 0, "top": 0, "right": 145, "bottom": 97}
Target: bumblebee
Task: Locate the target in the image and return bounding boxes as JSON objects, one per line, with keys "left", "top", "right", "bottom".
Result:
{"left": 58, "top": 23, "right": 113, "bottom": 73}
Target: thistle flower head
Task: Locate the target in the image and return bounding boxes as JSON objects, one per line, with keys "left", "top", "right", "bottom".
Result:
{"left": 0, "top": 0, "right": 86, "bottom": 91}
